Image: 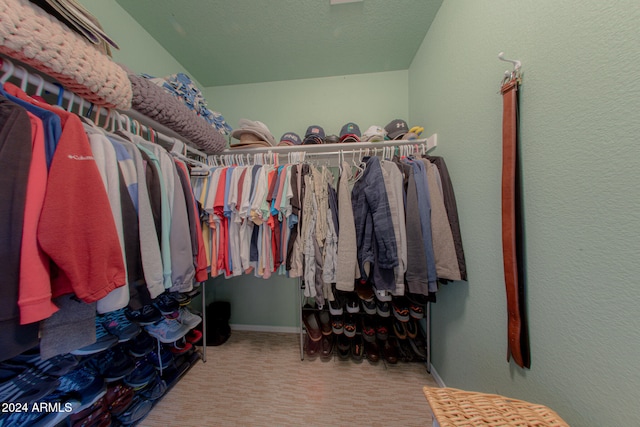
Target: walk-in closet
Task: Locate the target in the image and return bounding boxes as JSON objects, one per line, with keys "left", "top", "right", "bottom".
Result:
{"left": 1, "top": 1, "right": 639, "bottom": 426}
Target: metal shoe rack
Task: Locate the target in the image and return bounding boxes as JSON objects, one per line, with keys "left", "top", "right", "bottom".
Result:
{"left": 298, "top": 278, "right": 431, "bottom": 372}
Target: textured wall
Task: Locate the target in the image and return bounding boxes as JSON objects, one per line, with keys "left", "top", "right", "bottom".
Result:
{"left": 408, "top": 1, "right": 640, "bottom": 425}
{"left": 78, "top": 0, "right": 205, "bottom": 88}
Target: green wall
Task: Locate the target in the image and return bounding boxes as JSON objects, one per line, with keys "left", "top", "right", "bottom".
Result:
{"left": 206, "top": 71, "right": 408, "bottom": 146}
{"left": 408, "top": 1, "right": 640, "bottom": 426}
{"left": 78, "top": 0, "right": 204, "bottom": 88}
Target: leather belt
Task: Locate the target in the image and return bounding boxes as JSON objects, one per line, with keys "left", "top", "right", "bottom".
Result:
{"left": 501, "top": 78, "right": 530, "bottom": 369}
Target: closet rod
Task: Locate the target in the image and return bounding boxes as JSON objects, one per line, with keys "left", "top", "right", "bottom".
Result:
{"left": 215, "top": 134, "right": 437, "bottom": 157}
{"left": 0, "top": 56, "right": 208, "bottom": 159}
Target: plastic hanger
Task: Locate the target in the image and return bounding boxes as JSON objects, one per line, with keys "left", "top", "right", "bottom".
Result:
{"left": 0, "top": 59, "right": 14, "bottom": 84}
{"left": 17, "top": 66, "right": 29, "bottom": 92}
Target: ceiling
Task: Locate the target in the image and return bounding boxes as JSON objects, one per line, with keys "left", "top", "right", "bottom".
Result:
{"left": 114, "top": 0, "right": 443, "bottom": 87}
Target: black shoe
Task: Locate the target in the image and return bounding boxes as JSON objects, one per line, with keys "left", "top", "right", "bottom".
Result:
{"left": 382, "top": 338, "right": 399, "bottom": 364}
{"left": 89, "top": 347, "right": 135, "bottom": 383}
{"left": 364, "top": 340, "right": 380, "bottom": 363}
{"left": 153, "top": 293, "right": 179, "bottom": 316}
{"left": 405, "top": 318, "right": 418, "bottom": 339}
{"left": 336, "top": 335, "right": 351, "bottom": 360}
{"left": 128, "top": 331, "right": 154, "bottom": 358}
{"left": 320, "top": 335, "right": 334, "bottom": 360}
{"left": 393, "top": 317, "right": 408, "bottom": 340}
{"left": 375, "top": 317, "right": 390, "bottom": 341}
{"left": 391, "top": 297, "right": 410, "bottom": 322}
{"left": 304, "top": 334, "right": 321, "bottom": 359}
{"left": 397, "top": 338, "right": 416, "bottom": 363}
{"left": 343, "top": 315, "right": 357, "bottom": 338}
{"left": 361, "top": 315, "right": 376, "bottom": 343}
{"left": 409, "top": 334, "right": 428, "bottom": 360}
{"left": 346, "top": 294, "right": 360, "bottom": 314}
{"left": 125, "top": 304, "right": 163, "bottom": 325}
{"left": 351, "top": 335, "right": 364, "bottom": 362}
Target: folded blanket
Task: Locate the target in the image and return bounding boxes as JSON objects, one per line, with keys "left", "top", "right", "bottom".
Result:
{"left": 0, "top": 0, "right": 132, "bottom": 109}
{"left": 129, "top": 74, "right": 227, "bottom": 154}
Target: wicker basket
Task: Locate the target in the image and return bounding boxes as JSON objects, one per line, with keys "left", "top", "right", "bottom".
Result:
{"left": 423, "top": 386, "right": 569, "bottom": 427}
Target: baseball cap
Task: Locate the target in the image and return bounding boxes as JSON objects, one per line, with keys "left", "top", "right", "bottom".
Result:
{"left": 278, "top": 132, "right": 302, "bottom": 146}
{"left": 339, "top": 122, "right": 361, "bottom": 142}
{"left": 325, "top": 134, "right": 340, "bottom": 144}
{"left": 230, "top": 119, "right": 276, "bottom": 146}
{"left": 230, "top": 133, "right": 273, "bottom": 149}
{"left": 384, "top": 119, "right": 409, "bottom": 140}
{"left": 303, "top": 125, "right": 325, "bottom": 145}
{"left": 362, "top": 125, "right": 387, "bottom": 142}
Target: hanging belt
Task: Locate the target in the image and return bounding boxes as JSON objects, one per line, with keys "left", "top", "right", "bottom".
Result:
{"left": 501, "top": 77, "right": 530, "bottom": 369}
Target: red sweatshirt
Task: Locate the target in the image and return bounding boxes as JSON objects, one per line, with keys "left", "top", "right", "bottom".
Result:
{"left": 4, "top": 83, "right": 126, "bottom": 302}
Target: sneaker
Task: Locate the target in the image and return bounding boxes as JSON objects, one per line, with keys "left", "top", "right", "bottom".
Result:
{"left": 71, "top": 320, "right": 118, "bottom": 356}
{"left": 409, "top": 334, "right": 428, "bottom": 360}
{"left": 33, "top": 353, "right": 79, "bottom": 377}
{"left": 383, "top": 337, "right": 399, "bottom": 364}
{"left": 336, "top": 335, "right": 351, "bottom": 360}
{"left": 128, "top": 331, "right": 154, "bottom": 358}
{"left": 185, "top": 329, "right": 203, "bottom": 345}
{"left": 397, "top": 338, "right": 416, "bottom": 363}
{"left": 409, "top": 301, "right": 424, "bottom": 319}
{"left": 125, "top": 305, "right": 162, "bottom": 325}
{"left": 170, "top": 340, "right": 193, "bottom": 355}
{"left": 85, "top": 347, "right": 135, "bottom": 383}
{"left": 373, "top": 285, "right": 392, "bottom": 302}
{"left": 99, "top": 309, "right": 141, "bottom": 342}
{"left": 364, "top": 340, "right": 380, "bottom": 363}
{"left": 139, "top": 374, "right": 167, "bottom": 401}
{"left": 351, "top": 335, "right": 364, "bottom": 362}
{"left": 320, "top": 335, "right": 333, "bottom": 360}
{"left": 391, "top": 297, "right": 410, "bottom": 322}
{"left": 104, "top": 382, "right": 135, "bottom": 417}
{"left": 169, "top": 292, "right": 192, "bottom": 306}
{"left": 346, "top": 295, "right": 360, "bottom": 314}
{"left": 375, "top": 318, "right": 390, "bottom": 341}
{"left": 304, "top": 334, "right": 321, "bottom": 359}
{"left": 328, "top": 298, "right": 343, "bottom": 316}
{"left": 177, "top": 307, "right": 202, "bottom": 329}
{"left": 0, "top": 367, "right": 59, "bottom": 404}
{"left": 331, "top": 316, "right": 344, "bottom": 335}
{"left": 116, "top": 395, "right": 153, "bottom": 425}
{"left": 124, "top": 360, "right": 156, "bottom": 389}
{"left": 56, "top": 365, "right": 106, "bottom": 412}
{"left": 376, "top": 300, "right": 391, "bottom": 317}
{"left": 145, "top": 318, "right": 190, "bottom": 343}
{"left": 361, "top": 315, "right": 376, "bottom": 343}
{"left": 153, "top": 293, "right": 179, "bottom": 315}
{"left": 343, "top": 315, "right": 357, "bottom": 338}
{"left": 317, "top": 309, "right": 332, "bottom": 336}
{"left": 360, "top": 298, "right": 377, "bottom": 315}
{"left": 147, "top": 349, "right": 174, "bottom": 371}
{"left": 393, "top": 317, "right": 408, "bottom": 340}
{"left": 406, "top": 318, "right": 418, "bottom": 339}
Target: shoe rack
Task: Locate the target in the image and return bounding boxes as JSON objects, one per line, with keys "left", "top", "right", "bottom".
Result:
{"left": 299, "top": 280, "right": 431, "bottom": 371}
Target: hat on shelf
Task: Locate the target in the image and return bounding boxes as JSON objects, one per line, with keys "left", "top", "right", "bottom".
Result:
{"left": 409, "top": 125, "right": 424, "bottom": 137}
{"left": 303, "top": 125, "right": 325, "bottom": 145}
{"left": 339, "top": 122, "right": 361, "bottom": 143}
{"left": 362, "top": 125, "right": 387, "bottom": 142}
{"left": 384, "top": 119, "right": 409, "bottom": 140}
{"left": 230, "top": 119, "right": 276, "bottom": 148}
{"left": 278, "top": 132, "right": 302, "bottom": 146}
{"left": 325, "top": 134, "right": 340, "bottom": 144}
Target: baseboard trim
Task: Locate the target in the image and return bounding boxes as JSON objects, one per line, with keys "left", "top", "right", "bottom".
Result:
{"left": 230, "top": 324, "right": 300, "bottom": 334}
{"left": 429, "top": 364, "right": 446, "bottom": 387}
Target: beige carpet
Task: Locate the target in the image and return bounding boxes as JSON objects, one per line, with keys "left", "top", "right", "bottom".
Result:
{"left": 140, "top": 330, "right": 438, "bottom": 427}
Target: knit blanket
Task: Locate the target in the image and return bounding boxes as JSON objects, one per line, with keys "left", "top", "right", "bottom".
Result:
{"left": 0, "top": 0, "right": 132, "bottom": 109}
{"left": 129, "top": 74, "right": 227, "bottom": 154}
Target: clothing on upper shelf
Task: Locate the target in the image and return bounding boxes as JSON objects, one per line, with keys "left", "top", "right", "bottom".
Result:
{"left": 0, "top": 82, "right": 209, "bottom": 362}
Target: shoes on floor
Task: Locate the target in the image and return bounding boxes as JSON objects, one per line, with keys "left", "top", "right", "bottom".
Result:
{"left": 170, "top": 340, "right": 193, "bottom": 355}
{"left": 304, "top": 334, "right": 321, "bottom": 359}
{"left": 99, "top": 308, "right": 142, "bottom": 342}
{"left": 320, "top": 335, "right": 333, "bottom": 360}
{"left": 382, "top": 337, "right": 399, "bottom": 364}
{"left": 0, "top": 367, "right": 60, "bottom": 404}
{"left": 89, "top": 347, "right": 136, "bottom": 383}
{"left": 138, "top": 373, "right": 167, "bottom": 401}
{"left": 375, "top": 318, "right": 390, "bottom": 341}
{"left": 116, "top": 395, "right": 153, "bottom": 425}
{"left": 124, "top": 359, "right": 157, "bottom": 389}
{"left": 397, "top": 338, "right": 416, "bottom": 363}
{"left": 351, "top": 335, "right": 364, "bottom": 362}
{"left": 364, "top": 340, "right": 380, "bottom": 363}
{"left": 186, "top": 329, "right": 203, "bottom": 345}
{"left": 104, "top": 382, "right": 135, "bottom": 417}
{"left": 409, "top": 334, "right": 428, "bottom": 360}
{"left": 147, "top": 349, "right": 174, "bottom": 371}
{"left": 336, "top": 335, "right": 351, "bottom": 360}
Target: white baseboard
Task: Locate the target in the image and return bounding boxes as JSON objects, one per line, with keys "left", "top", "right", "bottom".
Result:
{"left": 230, "top": 324, "right": 300, "bottom": 334}
{"left": 429, "top": 364, "right": 446, "bottom": 388}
